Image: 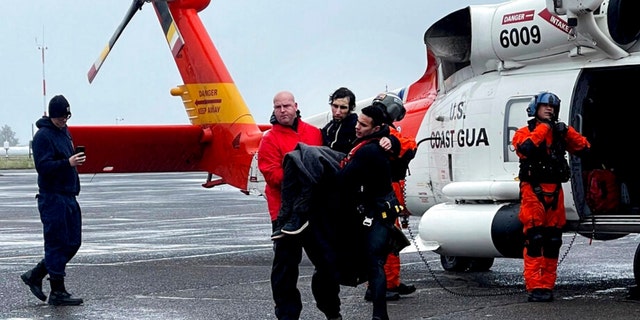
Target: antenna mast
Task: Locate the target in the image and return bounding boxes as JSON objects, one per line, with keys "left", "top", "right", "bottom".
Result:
{"left": 36, "top": 27, "right": 47, "bottom": 116}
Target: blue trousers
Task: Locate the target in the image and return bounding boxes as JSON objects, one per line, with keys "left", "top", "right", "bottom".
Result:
{"left": 366, "top": 220, "right": 392, "bottom": 320}
{"left": 37, "top": 192, "right": 82, "bottom": 279}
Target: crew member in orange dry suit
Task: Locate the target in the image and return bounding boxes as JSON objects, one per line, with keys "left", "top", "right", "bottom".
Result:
{"left": 512, "top": 91, "right": 590, "bottom": 302}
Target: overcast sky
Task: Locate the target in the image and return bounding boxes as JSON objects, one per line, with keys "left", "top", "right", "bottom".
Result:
{"left": 0, "top": 0, "right": 503, "bottom": 145}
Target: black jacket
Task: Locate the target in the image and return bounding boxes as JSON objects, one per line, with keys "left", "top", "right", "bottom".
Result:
{"left": 337, "top": 125, "right": 394, "bottom": 214}
{"left": 321, "top": 113, "right": 358, "bottom": 154}
{"left": 283, "top": 143, "right": 345, "bottom": 185}
{"left": 281, "top": 142, "right": 367, "bottom": 286}
{"left": 32, "top": 117, "right": 80, "bottom": 195}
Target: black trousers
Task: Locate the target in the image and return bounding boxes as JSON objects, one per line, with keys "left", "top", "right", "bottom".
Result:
{"left": 271, "top": 218, "right": 341, "bottom": 320}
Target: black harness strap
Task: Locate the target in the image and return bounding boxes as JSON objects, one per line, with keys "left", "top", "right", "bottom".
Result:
{"left": 531, "top": 182, "right": 562, "bottom": 210}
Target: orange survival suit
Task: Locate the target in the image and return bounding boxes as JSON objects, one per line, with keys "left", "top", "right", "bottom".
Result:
{"left": 513, "top": 116, "right": 589, "bottom": 294}
{"left": 385, "top": 126, "right": 416, "bottom": 289}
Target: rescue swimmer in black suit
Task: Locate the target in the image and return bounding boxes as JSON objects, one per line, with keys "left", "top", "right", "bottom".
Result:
{"left": 336, "top": 104, "right": 404, "bottom": 320}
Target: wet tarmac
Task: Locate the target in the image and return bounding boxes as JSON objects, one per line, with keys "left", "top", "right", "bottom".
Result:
{"left": 1, "top": 169, "right": 640, "bottom": 319}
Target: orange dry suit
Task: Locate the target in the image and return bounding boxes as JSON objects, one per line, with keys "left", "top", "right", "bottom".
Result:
{"left": 512, "top": 119, "right": 590, "bottom": 292}
{"left": 385, "top": 126, "right": 417, "bottom": 289}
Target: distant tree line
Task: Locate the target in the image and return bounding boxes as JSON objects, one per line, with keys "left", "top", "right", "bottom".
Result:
{"left": 1, "top": 125, "right": 19, "bottom": 146}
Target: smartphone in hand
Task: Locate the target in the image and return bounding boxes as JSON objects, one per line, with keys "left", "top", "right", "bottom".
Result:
{"left": 75, "top": 146, "right": 85, "bottom": 155}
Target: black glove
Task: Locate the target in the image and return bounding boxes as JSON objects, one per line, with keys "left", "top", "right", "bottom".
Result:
{"left": 401, "top": 214, "right": 410, "bottom": 229}
{"left": 539, "top": 117, "right": 555, "bottom": 127}
{"left": 554, "top": 122, "right": 567, "bottom": 133}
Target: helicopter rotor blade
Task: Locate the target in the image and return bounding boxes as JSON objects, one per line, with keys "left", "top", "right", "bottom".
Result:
{"left": 87, "top": 0, "right": 146, "bottom": 83}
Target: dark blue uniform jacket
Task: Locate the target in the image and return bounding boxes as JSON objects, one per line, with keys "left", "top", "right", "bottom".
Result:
{"left": 32, "top": 117, "right": 80, "bottom": 195}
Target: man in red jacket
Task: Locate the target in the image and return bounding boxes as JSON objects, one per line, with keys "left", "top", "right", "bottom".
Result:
{"left": 258, "top": 91, "right": 342, "bottom": 320}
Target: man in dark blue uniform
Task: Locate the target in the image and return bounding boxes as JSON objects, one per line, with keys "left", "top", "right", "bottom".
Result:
{"left": 21, "top": 95, "right": 86, "bottom": 306}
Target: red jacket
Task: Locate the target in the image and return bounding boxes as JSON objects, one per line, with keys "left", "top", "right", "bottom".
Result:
{"left": 258, "top": 119, "right": 323, "bottom": 221}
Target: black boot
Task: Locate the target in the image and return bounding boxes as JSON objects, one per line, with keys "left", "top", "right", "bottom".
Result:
{"left": 527, "top": 288, "right": 553, "bottom": 302}
{"left": 364, "top": 287, "right": 400, "bottom": 301}
{"left": 20, "top": 260, "right": 48, "bottom": 301}
{"left": 281, "top": 213, "right": 309, "bottom": 235}
{"left": 388, "top": 282, "right": 416, "bottom": 295}
{"left": 48, "top": 278, "right": 83, "bottom": 306}
{"left": 281, "top": 184, "right": 311, "bottom": 235}
{"left": 271, "top": 219, "right": 286, "bottom": 240}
